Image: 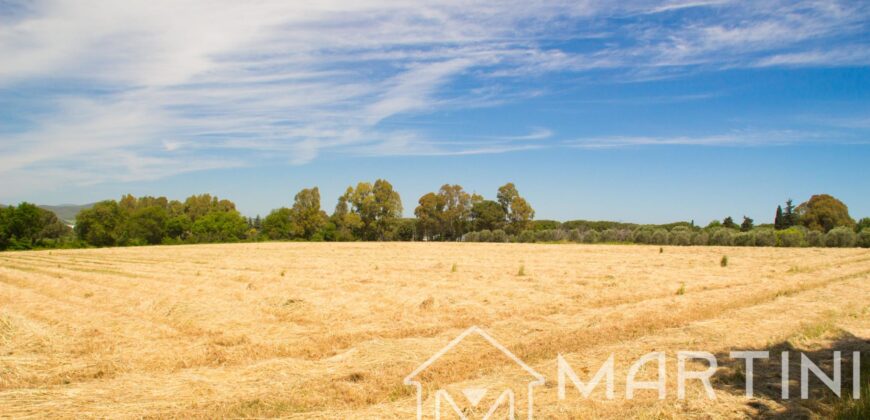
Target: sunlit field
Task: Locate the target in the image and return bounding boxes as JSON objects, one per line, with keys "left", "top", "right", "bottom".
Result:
{"left": 1, "top": 243, "right": 868, "bottom": 418}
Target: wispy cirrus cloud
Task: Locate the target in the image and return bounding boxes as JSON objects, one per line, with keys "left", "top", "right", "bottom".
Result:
{"left": 564, "top": 129, "right": 864, "bottom": 149}
{"left": 0, "top": 0, "right": 868, "bottom": 194}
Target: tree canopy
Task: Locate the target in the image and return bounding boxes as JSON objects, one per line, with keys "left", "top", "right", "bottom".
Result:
{"left": 796, "top": 194, "right": 855, "bottom": 232}
{"left": 2, "top": 188, "right": 867, "bottom": 251}
{"left": 0, "top": 203, "right": 71, "bottom": 250}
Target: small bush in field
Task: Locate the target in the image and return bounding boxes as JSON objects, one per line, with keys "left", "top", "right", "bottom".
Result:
{"left": 720, "top": 255, "right": 728, "bottom": 267}
{"left": 517, "top": 265, "right": 525, "bottom": 276}
{"left": 491, "top": 229, "right": 508, "bottom": 243}
{"left": 676, "top": 282, "right": 686, "bottom": 295}
{"left": 478, "top": 229, "right": 493, "bottom": 242}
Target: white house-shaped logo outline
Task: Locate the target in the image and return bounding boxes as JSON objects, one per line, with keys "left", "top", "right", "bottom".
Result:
{"left": 404, "top": 326, "right": 546, "bottom": 419}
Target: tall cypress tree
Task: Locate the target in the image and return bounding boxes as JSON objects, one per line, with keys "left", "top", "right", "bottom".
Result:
{"left": 774, "top": 205, "right": 784, "bottom": 230}
{"left": 784, "top": 199, "right": 796, "bottom": 228}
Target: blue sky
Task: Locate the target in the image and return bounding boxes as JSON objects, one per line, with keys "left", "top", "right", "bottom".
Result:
{"left": 1, "top": 0, "right": 868, "bottom": 223}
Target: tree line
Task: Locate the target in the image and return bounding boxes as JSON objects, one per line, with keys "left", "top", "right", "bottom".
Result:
{"left": 1, "top": 185, "right": 868, "bottom": 251}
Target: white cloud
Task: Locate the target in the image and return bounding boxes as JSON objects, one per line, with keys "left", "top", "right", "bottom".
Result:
{"left": 0, "top": 0, "right": 867, "bottom": 194}
{"left": 565, "top": 129, "right": 845, "bottom": 148}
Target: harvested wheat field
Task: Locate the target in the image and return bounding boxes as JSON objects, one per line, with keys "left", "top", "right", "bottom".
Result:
{"left": 0, "top": 243, "right": 868, "bottom": 419}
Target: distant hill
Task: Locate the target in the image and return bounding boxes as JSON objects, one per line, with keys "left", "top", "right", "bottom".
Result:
{"left": 38, "top": 203, "right": 95, "bottom": 225}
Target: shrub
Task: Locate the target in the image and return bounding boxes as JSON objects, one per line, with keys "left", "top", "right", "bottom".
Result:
{"left": 720, "top": 255, "right": 728, "bottom": 267}
{"left": 734, "top": 232, "right": 755, "bottom": 246}
{"left": 776, "top": 227, "right": 805, "bottom": 247}
{"left": 602, "top": 228, "right": 620, "bottom": 243}
{"left": 491, "top": 229, "right": 508, "bottom": 243}
{"left": 583, "top": 230, "right": 601, "bottom": 243}
{"left": 754, "top": 228, "right": 776, "bottom": 247}
{"left": 709, "top": 229, "right": 735, "bottom": 246}
{"left": 478, "top": 229, "right": 493, "bottom": 242}
{"left": 568, "top": 229, "right": 582, "bottom": 243}
{"left": 825, "top": 227, "right": 857, "bottom": 248}
{"left": 859, "top": 230, "right": 870, "bottom": 248}
{"left": 806, "top": 230, "right": 825, "bottom": 247}
{"left": 517, "top": 230, "right": 535, "bottom": 243}
{"left": 535, "top": 230, "right": 558, "bottom": 242}
{"left": 651, "top": 229, "right": 670, "bottom": 245}
{"left": 632, "top": 228, "right": 652, "bottom": 244}
{"left": 670, "top": 228, "right": 692, "bottom": 246}
{"left": 535, "top": 229, "right": 565, "bottom": 242}
{"left": 392, "top": 219, "right": 416, "bottom": 241}
{"left": 691, "top": 232, "right": 709, "bottom": 246}
{"left": 463, "top": 232, "right": 480, "bottom": 242}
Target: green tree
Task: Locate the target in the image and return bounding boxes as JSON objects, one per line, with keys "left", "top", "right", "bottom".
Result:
{"left": 190, "top": 211, "right": 248, "bottom": 243}
{"left": 796, "top": 194, "right": 855, "bottom": 232}
{"left": 166, "top": 214, "right": 192, "bottom": 240}
{"left": 437, "top": 184, "right": 472, "bottom": 241}
{"left": 774, "top": 205, "right": 784, "bottom": 230}
{"left": 783, "top": 199, "right": 797, "bottom": 228}
{"left": 393, "top": 219, "right": 417, "bottom": 241}
{"left": 705, "top": 220, "right": 722, "bottom": 230}
{"left": 290, "top": 187, "right": 327, "bottom": 240}
{"left": 341, "top": 180, "right": 402, "bottom": 240}
{"left": 722, "top": 216, "right": 736, "bottom": 230}
{"left": 126, "top": 206, "right": 167, "bottom": 245}
{"left": 471, "top": 200, "right": 506, "bottom": 232}
{"left": 414, "top": 192, "right": 444, "bottom": 240}
{"left": 37, "top": 209, "right": 71, "bottom": 242}
{"left": 183, "top": 194, "right": 236, "bottom": 222}
{"left": 331, "top": 187, "right": 363, "bottom": 241}
{"left": 855, "top": 217, "right": 870, "bottom": 233}
{"left": 0, "top": 203, "right": 71, "bottom": 249}
{"left": 508, "top": 196, "right": 535, "bottom": 234}
{"left": 75, "top": 201, "right": 124, "bottom": 247}
{"left": 496, "top": 183, "right": 519, "bottom": 214}
{"left": 372, "top": 179, "right": 403, "bottom": 240}
{"left": 7, "top": 203, "right": 43, "bottom": 243}
{"left": 740, "top": 216, "right": 754, "bottom": 232}
{"left": 497, "top": 183, "right": 535, "bottom": 234}
{"left": 262, "top": 207, "right": 297, "bottom": 240}
{"left": 0, "top": 206, "right": 11, "bottom": 250}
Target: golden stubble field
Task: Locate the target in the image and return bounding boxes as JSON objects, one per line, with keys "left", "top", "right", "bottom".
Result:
{"left": 0, "top": 242, "right": 868, "bottom": 419}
